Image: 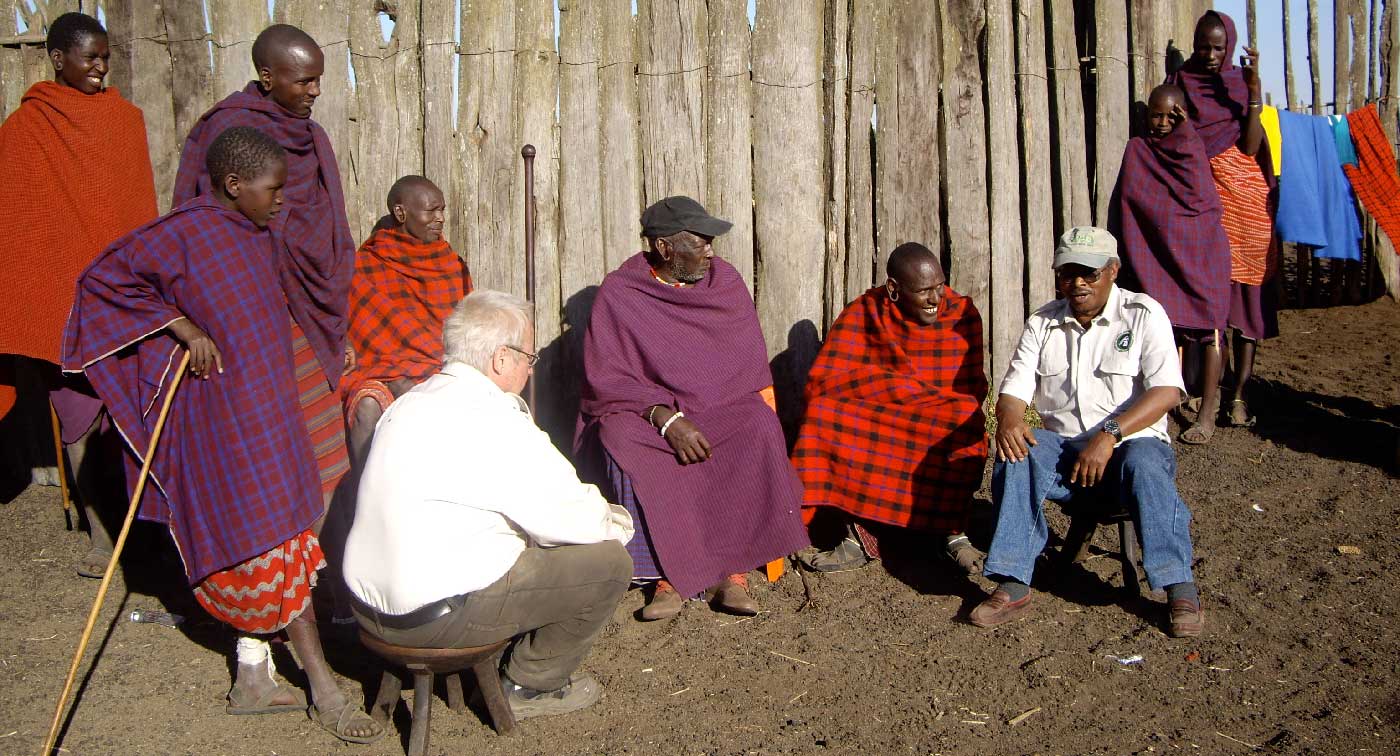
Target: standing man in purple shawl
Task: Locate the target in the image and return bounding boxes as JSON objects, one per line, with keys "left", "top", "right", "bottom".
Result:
{"left": 1166, "top": 11, "right": 1277, "bottom": 441}
{"left": 173, "top": 24, "right": 355, "bottom": 509}
{"left": 1112, "top": 84, "right": 1231, "bottom": 443}
{"left": 577, "top": 196, "right": 809, "bottom": 620}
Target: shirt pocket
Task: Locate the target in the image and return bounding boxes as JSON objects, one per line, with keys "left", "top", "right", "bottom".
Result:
{"left": 1096, "top": 348, "right": 1141, "bottom": 411}
{"left": 1033, "top": 345, "right": 1071, "bottom": 410}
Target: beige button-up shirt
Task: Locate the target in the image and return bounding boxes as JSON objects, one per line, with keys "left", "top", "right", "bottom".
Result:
{"left": 999, "top": 285, "right": 1185, "bottom": 445}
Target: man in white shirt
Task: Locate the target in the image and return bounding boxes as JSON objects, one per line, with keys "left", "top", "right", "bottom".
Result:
{"left": 343, "top": 290, "right": 635, "bottom": 719}
{"left": 973, "top": 227, "right": 1204, "bottom": 638}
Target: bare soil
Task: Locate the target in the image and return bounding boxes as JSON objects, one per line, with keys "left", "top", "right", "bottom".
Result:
{"left": 1, "top": 299, "right": 1397, "bottom": 756}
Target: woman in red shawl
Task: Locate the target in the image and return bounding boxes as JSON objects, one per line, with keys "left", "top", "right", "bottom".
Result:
{"left": 1166, "top": 11, "right": 1276, "bottom": 442}
{"left": 0, "top": 12, "right": 158, "bottom": 576}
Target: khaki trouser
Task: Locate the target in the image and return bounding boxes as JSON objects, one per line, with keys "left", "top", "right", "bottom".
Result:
{"left": 354, "top": 541, "right": 632, "bottom": 691}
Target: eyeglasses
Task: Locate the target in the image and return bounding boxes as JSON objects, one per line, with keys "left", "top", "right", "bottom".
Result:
{"left": 1055, "top": 265, "right": 1107, "bottom": 284}
{"left": 505, "top": 344, "right": 539, "bottom": 367}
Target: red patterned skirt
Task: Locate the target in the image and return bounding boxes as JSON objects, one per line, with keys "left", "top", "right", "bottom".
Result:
{"left": 193, "top": 530, "right": 325, "bottom": 633}
{"left": 290, "top": 318, "right": 350, "bottom": 500}
{"left": 1210, "top": 146, "right": 1277, "bottom": 286}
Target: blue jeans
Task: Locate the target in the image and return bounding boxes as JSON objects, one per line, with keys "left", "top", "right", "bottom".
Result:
{"left": 983, "top": 429, "right": 1195, "bottom": 591}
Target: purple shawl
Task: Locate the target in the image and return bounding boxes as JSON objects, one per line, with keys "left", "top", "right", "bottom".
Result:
{"left": 576, "top": 253, "right": 809, "bottom": 597}
{"left": 1166, "top": 11, "right": 1250, "bottom": 158}
{"left": 173, "top": 83, "right": 353, "bottom": 392}
{"left": 1112, "top": 122, "right": 1231, "bottom": 331}
{"left": 61, "top": 197, "right": 324, "bottom": 584}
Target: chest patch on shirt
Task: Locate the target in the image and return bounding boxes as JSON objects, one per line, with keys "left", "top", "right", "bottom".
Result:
{"left": 1115, "top": 330, "right": 1133, "bottom": 352}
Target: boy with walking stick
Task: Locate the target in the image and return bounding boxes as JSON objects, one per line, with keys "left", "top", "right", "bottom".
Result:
{"left": 60, "top": 126, "right": 382, "bottom": 745}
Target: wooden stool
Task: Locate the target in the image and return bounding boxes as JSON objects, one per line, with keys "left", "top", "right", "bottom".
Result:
{"left": 360, "top": 630, "right": 516, "bottom": 755}
{"left": 1057, "top": 493, "right": 1142, "bottom": 598}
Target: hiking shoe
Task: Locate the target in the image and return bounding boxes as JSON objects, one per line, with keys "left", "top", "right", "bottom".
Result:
{"left": 943, "top": 534, "right": 981, "bottom": 575}
{"left": 969, "top": 589, "right": 1034, "bottom": 628}
{"left": 639, "top": 580, "right": 683, "bottom": 621}
{"left": 505, "top": 674, "right": 603, "bottom": 720}
{"left": 1168, "top": 598, "right": 1205, "bottom": 637}
{"left": 802, "top": 537, "right": 871, "bottom": 573}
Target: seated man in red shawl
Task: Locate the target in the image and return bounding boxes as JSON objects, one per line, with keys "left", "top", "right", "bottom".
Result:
{"left": 1112, "top": 84, "right": 1232, "bottom": 446}
{"left": 344, "top": 175, "right": 472, "bottom": 467}
{"left": 0, "top": 12, "right": 158, "bottom": 577}
{"left": 793, "top": 242, "right": 988, "bottom": 574}
{"left": 173, "top": 23, "right": 355, "bottom": 513}
{"left": 63, "top": 127, "right": 382, "bottom": 743}
{"left": 577, "top": 196, "right": 809, "bottom": 621}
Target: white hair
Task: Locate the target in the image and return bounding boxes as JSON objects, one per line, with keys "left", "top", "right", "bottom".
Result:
{"left": 442, "top": 289, "right": 532, "bottom": 373}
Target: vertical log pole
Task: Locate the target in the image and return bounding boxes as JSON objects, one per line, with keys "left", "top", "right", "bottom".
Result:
{"left": 1285, "top": 0, "right": 1300, "bottom": 110}
{"left": 1309, "top": 0, "right": 1324, "bottom": 112}
{"left": 1337, "top": 0, "right": 1353, "bottom": 114}
{"left": 637, "top": 0, "right": 708, "bottom": 205}
{"left": 1247, "top": 0, "right": 1259, "bottom": 45}
{"left": 1350, "top": 0, "right": 1371, "bottom": 302}
{"left": 207, "top": 0, "right": 269, "bottom": 101}
{"left": 422, "top": 0, "right": 458, "bottom": 239}
{"left": 844, "top": 0, "right": 878, "bottom": 300}
{"left": 104, "top": 0, "right": 177, "bottom": 212}
{"left": 941, "top": 0, "right": 990, "bottom": 369}
{"left": 753, "top": 0, "right": 825, "bottom": 428}
{"left": 821, "top": 0, "right": 850, "bottom": 326}
{"left": 165, "top": 1, "right": 215, "bottom": 205}
{"left": 1048, "top": 0, "right": 1092, "bottom": 234}
{"left": 1372, "top": 0, "right": 1382, "bottom": 98}
{"left": 352, "top": 1, "right": 425, "bottom": 236}
{"left": 986, "top": 0, "right": 1023, "bottom": 390}
{"left": 1130, "top": 0, "right": 1156, "bottom": 104}
{"left": 1095, "top": 0, "right": 1131, "bottom": 226}
{"left": 1374, "top": 0, "right": 1400, "bottom": 298}
{"left": 881, "top": 1, "right": 941, "bottom": 264}
{"left": 708, "top": 0, "right": 756, "bottom": 288}
{"left": 1016, "top": 0, "right": 1055, "bottom": 307}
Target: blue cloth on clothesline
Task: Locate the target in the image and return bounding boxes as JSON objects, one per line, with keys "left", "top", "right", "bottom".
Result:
{"left": 1275, "top": 110, "right": 1362, "bottom": 261}
{"left": 1329, "top": 115, "right": 1358, "bottom": 167}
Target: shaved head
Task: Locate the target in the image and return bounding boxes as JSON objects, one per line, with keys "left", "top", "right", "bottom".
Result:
{"left": 387, "top": 175, "right": 441, "bottom": 214}
{"left": 1148, "top": 84, "right": 1184, "bottom": 110}
{"left": 251, "top": 24, "right": 319, "bottom": 70}
{"left": 886, "top": 241, "right": 943, "bottom": 282}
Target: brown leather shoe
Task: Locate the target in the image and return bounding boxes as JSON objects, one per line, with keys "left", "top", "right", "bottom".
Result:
{"left": 640, "top": 580, "right": 683, "bottom": 621}
{"left": 1168, "top": 598, "right": 1205, "bottom": 637}
{"left": 707, "top": 574, "right": 759, "bottom": 616}
{"left": 968, "top": 589, "right": 1034, "bottom": 628}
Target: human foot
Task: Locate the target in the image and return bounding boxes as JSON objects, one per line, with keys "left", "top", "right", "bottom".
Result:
{"left": 1178, "top": 421, "right": 1216, "bottom": 445}
{"left": 226, "top": 682, "right": 306, "bottom": 715}
{"left": 707, "top": 573, "right": 759, "bottom": 615}
{"left": 75, "top": 544, "right": 112, "bottom": 579}
{"left": 640, "top": 580, "right": 683, "bottom": 621}
{"left": 802, "top": 537, "right": 871, "bottom": 573}
{"left": 1227, "top": 399, "right": 1256, "bottom": 427}
{"left": 943, "top": 534, "right": 981, "bottom": 575}
{"left": 312, "top": 693, "right": 384, "bottom": 743}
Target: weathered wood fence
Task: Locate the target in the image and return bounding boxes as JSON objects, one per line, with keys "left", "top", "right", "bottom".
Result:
{"left": 1, "top": 0, "right": 1396, "bottom": 440}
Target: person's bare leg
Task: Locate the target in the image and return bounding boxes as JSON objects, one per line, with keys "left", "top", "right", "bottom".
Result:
{"left": 285, "top": 606, "right": 381, "bottom": 741}
{"left": 1180, "top": 336, "right": 1224, "bottom": 445}
{"left": 1228, "top": 331, "right": 1258, "bottom": 425}
{"left": 67, "top": 413, "right": 112, "bottom": 577}
{"left": 229, "top": 636, "right": 302, "bottom": 710}
{"left": 347, "top": 397, "right": 383, "bottom": 474}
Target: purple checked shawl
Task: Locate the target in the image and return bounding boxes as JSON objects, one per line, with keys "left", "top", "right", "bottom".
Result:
{"left": 1166, "top": 11, "right": 1250, "bottom": 158}
{"left": 1112, "top": 122, "right": 1231, "bottom": 331}
{"left": 61, "top": 197, "right": 324, "bottom": 585}
{"left": 173, "top": 83, "right": 353, "bottom": 392}
{"left": 576, "top": 253, "right": 809, "bottom": 597}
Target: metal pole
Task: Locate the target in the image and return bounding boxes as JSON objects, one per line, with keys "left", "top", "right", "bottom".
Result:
{"left": 521, "top": 144, "right": 537, "bottom": 415}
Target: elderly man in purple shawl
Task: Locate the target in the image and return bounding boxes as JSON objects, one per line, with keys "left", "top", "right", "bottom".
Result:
{"left": 577, "top": 196, "right": 809, "bottom": 621}
{"left": 1112, "top": 84, "right": 1231, "bottom": 440}
{"left": 173, "top": 24, "right": 355, "bottom": 505}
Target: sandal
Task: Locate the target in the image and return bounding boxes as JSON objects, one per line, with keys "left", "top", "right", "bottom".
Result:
{"left": 311, "top": 701, "right": 385, "bottom": 744}
{"left": 226, "top": 684, "right": 307, "bottom": 715}
{"left": 802, "top": 537, "right": 871, "bottom": 573}
{"left": 1178, "top": 422, "right": 1216, "bottom": 445}
{"left": 943, "top": 534, "right": 981, "bottom": 575}
{"left": 1228, "top": 399, "right": 1257, "bottom": 428}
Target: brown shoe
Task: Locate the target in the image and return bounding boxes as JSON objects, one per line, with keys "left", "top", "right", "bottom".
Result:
{"left": 968, "top": 589, "right": 1034, "bottom": 628}
{"left": 1168, "top": 598, "right": 1205, "bottom": 637}
{"left": 707, "top": 573, "right": 759, "bottom": 616}
{"left": 640, "top": 580, "right": 683, "bottom": 621}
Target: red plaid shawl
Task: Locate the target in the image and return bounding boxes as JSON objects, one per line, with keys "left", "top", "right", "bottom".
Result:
{"left": 1343, "top": 105, "right": 1400, "bottom": 252}
{"left": 792, "top": 286, "right": 988, "bottom": 532}
{"left": 344, "top": 227, "right": 472, "bottom": 394}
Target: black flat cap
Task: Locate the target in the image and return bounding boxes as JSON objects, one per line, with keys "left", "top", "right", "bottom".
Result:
{"left": 640, "top": 196, "right": 733, "bottom": 239}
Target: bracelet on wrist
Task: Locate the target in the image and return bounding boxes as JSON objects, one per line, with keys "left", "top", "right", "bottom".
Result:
{"left": 646, "top": 405, "right": 660, "bottom": 426}
{"left": 659, "top": 410, "right": 685, "bottom": 438}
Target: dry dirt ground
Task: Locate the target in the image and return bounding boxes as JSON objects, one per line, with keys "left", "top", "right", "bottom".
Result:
{"left": 1, "top": 300, "right": 1397, "bottom": 756}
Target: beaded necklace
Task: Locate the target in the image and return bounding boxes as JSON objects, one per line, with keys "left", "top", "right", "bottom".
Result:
{"left": 649, "top": 267, "right": 690, "bottom": 288}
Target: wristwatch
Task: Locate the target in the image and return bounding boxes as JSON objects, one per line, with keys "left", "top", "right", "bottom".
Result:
{"left": 1102, "top": 419, "right": 1123, "bottom": 442}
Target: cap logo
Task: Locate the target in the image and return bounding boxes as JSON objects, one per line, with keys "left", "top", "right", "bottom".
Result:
{"left": 1069, "top": 227, "right": 1095, "bottom": 246}
{"left": 1115, "top": 331, "right": 1132, "bottom": 352}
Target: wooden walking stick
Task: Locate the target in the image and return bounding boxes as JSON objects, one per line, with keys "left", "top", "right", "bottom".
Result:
{"left": 48, "top": 401, "right": 71, "bottom": 515}
{"left": 521, "top": 144, "right": 537, "bottom": 415}
{"left": 42, "top": 351, "right": 191, "bottom": 756}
